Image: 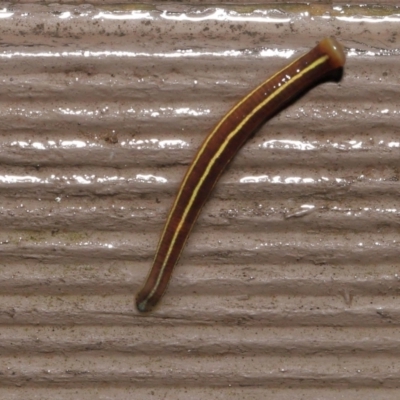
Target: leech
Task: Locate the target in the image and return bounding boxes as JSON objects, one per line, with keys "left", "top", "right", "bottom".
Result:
{"left": 136, "top": 37, "right": 346, "bottom": 312}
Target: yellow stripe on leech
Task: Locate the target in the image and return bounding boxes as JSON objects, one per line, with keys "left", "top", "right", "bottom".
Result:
{"left": 144, "top": 55, "right": 329, "bottom": 304}
{"left": 151, "top": 51, "right": 309, "bottom": 255}
{"left": 168, "top": 52, "right": 309, "bottom": 203}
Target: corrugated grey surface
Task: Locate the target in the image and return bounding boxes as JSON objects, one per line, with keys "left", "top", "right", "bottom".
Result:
{"left": 1, "top": 3, "right": 400, "bottom": 399}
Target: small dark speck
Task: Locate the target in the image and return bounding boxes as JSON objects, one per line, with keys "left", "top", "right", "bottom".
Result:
{"left": 104, "top": 131, "right": 118, "bottom": 144}
{"left": 389, "top": 31, "right": 397, "bottom": 43}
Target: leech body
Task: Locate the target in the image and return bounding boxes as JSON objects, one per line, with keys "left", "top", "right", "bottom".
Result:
{"left": 136, "top": 37, "right": 346, "bottom": 312}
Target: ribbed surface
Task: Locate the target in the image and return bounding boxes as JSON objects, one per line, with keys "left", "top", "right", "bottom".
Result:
{"left": 1, "top": 3, "right": 400, "bottom": 398}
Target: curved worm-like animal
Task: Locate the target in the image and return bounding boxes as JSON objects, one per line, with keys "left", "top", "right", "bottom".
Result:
{"left": 136, "top": 37, "right": 346, "bottom": 312}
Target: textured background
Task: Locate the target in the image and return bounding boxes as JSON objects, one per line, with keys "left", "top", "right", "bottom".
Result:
{"left": 1, "top": 2, "right": 400, "bottom": 399}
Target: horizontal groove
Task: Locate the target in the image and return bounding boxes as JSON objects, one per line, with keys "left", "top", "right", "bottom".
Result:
{"left": 1, "top": 353, "right": 400, "bottom": 388}
{"left": 1, "top": 326, "right": 400, "bottom": 356}
{"left": 1, "top": 388, "right": 399, "bottom": 400}
{"left": 3, "top": 98, "right": 396, "bottom": 141}
{"left": 0, "top": 198, "right": 397, "bottom": 233}
{"left": 0, "top": 128, "right": 400, "bottom": 168}
{"left": 0, "top": 261, "right": 399, "bottom": 297}
{"left": 0, "top": 294, "right": 399, "bottom": 327}
{"left": 0, "top": 168, "right": 398, "bottom": 202}
{"left": 0, "top": 231, "right": 396, "bottom": 265}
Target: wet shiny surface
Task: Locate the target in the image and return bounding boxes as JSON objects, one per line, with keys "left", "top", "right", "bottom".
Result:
{"left": 1, "top": 3, "right": 400, "bottom": 398}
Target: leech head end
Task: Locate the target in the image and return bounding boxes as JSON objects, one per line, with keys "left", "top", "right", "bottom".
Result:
{"left": 318, "top": 37, "right": 346, "bottom": 70}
